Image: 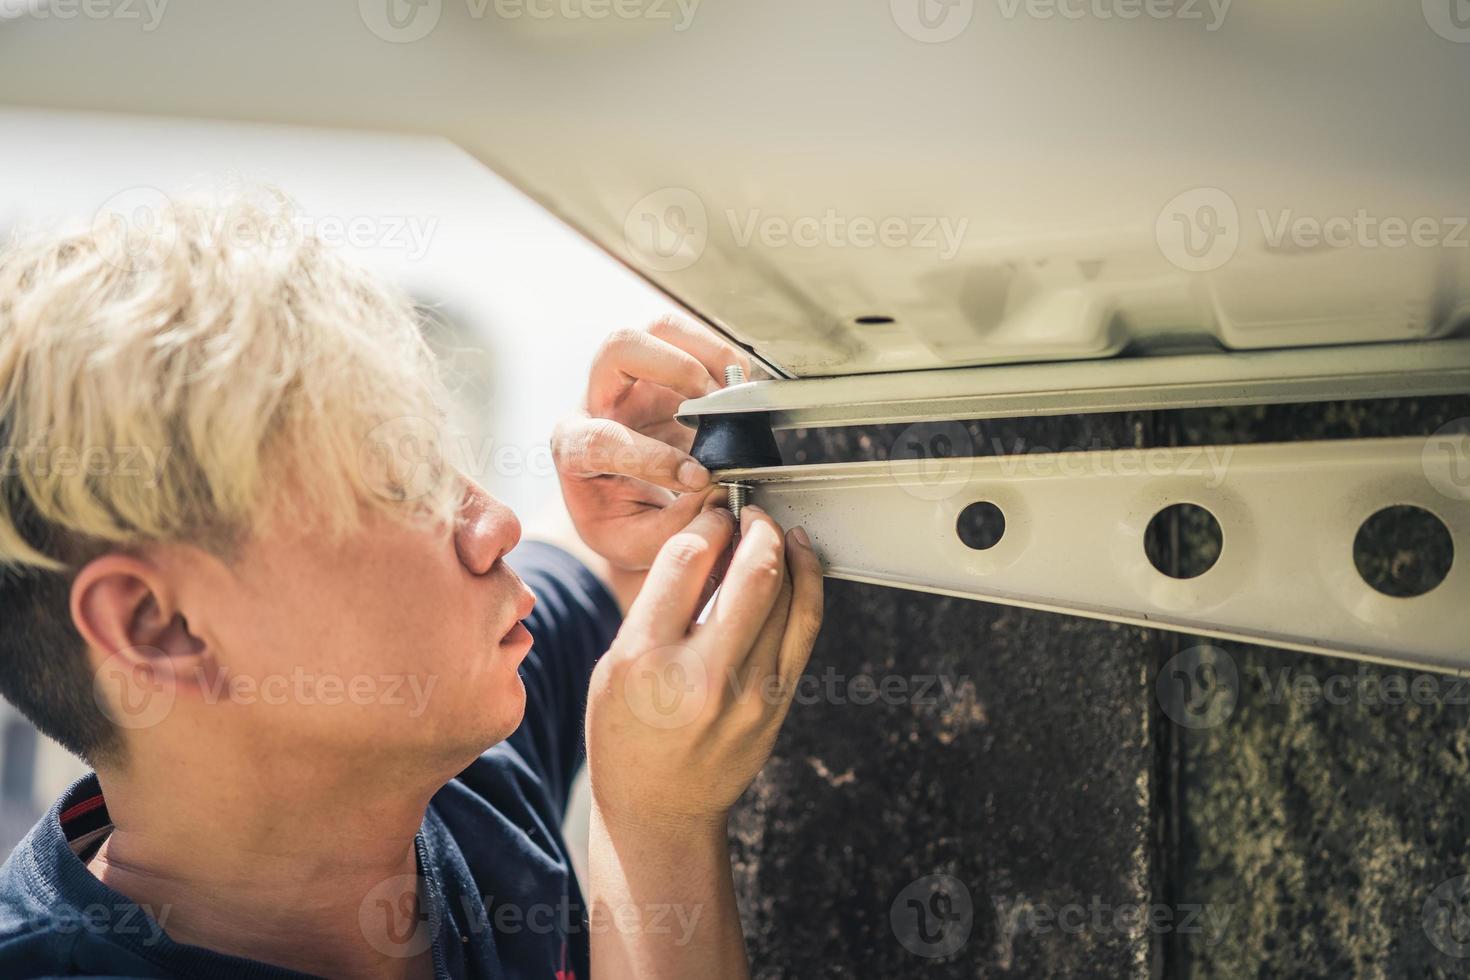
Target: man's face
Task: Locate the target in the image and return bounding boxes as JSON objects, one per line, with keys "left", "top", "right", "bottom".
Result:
{"left": 154, "top": 480, "right": 536, "bottom": 776}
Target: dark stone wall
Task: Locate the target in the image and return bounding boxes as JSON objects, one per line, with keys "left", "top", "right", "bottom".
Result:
{"left": 730, "top": 396, "right": 1470, "bottom": 978}
{"left": 729, "top": 585, "right": 1161, "bottom": 978}
{"left": 1169, "top": 399, "right": 1470, "bottom": 980}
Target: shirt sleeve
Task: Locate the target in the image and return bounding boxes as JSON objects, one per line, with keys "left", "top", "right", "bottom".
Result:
{"left": 503, "top": 541, "right": 622, "bottom": 815}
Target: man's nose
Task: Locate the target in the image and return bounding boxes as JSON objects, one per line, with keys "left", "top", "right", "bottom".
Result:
{"left": 454, "top": 480, "right": 522, "bottom": 576}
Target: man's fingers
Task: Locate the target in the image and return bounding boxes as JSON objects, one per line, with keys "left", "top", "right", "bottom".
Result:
{"left": 552, "top": 415, "right": 710, "bottom": 492}
{"left": 689, "top": 488, "right": 735, "bottom": 611}
{"left": 738, "top": 547, "right": 793, "bottom": 694}
{"left": 700, "top": 507, "right": 788, "bottom": 667}
{"left": 647, "top": 315, "right": 753, "bottom": 383}
{"left": 570, "top": 488, "right": 716, "bottom": 573}
{"left": 587, "top": 327, "right": 720, "bottom": 413}
{"left": 623, "top": 508, "right": 737, "bottom": 642}
{"left": 776, "top": 526, "right": 824, "bottom": 690}
{"left": 608, "top": 486, "right": 721, "bottom": 559}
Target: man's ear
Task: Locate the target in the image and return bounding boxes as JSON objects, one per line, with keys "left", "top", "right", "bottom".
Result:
{"left": 70, "top": 553, "right": 209, "bottom": 697}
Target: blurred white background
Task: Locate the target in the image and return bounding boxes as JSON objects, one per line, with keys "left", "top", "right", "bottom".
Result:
{"left": 0, "top": 107, "right": 674, "bottom": 863}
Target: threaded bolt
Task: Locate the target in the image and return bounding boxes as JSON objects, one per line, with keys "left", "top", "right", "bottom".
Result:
{"left": 725, "top": 483, "right": 749, "bottom": 523}
{"left": 719, "top": 364, "right": 751, "bottom": 524}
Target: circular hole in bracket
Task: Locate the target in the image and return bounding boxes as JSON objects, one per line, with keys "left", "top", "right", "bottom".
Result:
{"left": 1353, "top": 504, "right": 1454, "bottom": 598}
{"left": 854, "top": 315, "right": 895, "bottom": 326}
{"left": 957, "top": 501, "right": 1006, "bottom": 551}
{"left": 1145, "top": 503, "right": 1223, "bottom": 579}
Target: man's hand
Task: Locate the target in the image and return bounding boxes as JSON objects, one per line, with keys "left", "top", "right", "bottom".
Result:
{"left": 587, "top": 504, "right": 823, "bottom": 830}
{"left": 584, "top": 504, "right": 823, "bottom": 980}
{"left": 551, "top": 316, "right": 753, "bottom": 574}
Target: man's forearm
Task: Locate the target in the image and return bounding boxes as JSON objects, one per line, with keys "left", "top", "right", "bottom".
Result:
{"left": 587, "top": 806, "right": 749, "bottom": 980}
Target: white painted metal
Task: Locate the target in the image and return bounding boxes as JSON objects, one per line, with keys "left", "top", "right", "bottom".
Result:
{"left": 719, "top": 437, "right": 1470, "bottom": 672}
{"left": 678, "top": 339, "right": 1470, "bottom": 429}
{"left": 2, "top": 3, "right": 1468, "bottom": 377}
{"left": 3, "top": 3, "right": 1466, "bottom": 665}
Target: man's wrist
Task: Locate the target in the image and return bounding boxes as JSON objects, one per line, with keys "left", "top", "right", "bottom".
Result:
{"left": 586, "top": 801, "right": 748, "bottom": 980}
{"left": 590, "top": 800, "right": 729, "bottom": 849}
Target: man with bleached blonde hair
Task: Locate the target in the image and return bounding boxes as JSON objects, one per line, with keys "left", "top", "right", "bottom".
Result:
{"left": 0, "top": 192, "right": 823, "bottom": 979}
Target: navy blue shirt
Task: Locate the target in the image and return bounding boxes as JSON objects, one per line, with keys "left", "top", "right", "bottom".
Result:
{"left": 0, "top": 542, "right": 621, "bottom": 979}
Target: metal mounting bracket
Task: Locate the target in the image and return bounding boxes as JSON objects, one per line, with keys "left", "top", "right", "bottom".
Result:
{"left": 677, "top": 341, "right": 1470, "bottom": 672}
{"left": 717, "top": 436, "right": 1470, "bottom": 674}
{"left": 676, "top": 339, "right": 1470, "bottom": 430}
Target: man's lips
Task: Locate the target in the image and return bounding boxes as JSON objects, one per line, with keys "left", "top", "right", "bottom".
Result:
{"left": 498, "top": 585, "right": 536, "bottom": 650}
{"left": 500, "top": 620, "right": 532, "bottom": 650}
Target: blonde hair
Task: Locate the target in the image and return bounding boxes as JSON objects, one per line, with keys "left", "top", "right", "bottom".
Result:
{"left": 0, "top": 188, "right": 461, "bottom": 574}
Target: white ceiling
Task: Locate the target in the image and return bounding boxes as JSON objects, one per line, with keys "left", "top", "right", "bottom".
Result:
{"left": 2, "top": 1, "right": 1468, "bottom": 377}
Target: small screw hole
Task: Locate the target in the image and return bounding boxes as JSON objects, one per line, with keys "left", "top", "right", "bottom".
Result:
{"left": 1353, "top": 505, "right": 1454, "bottom": 598}
{"left": 957, "top": 501, "right": 1006, "bottom": 551}
{"left": 1145, "top": 503, "right": 1223, "bottom": 579}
